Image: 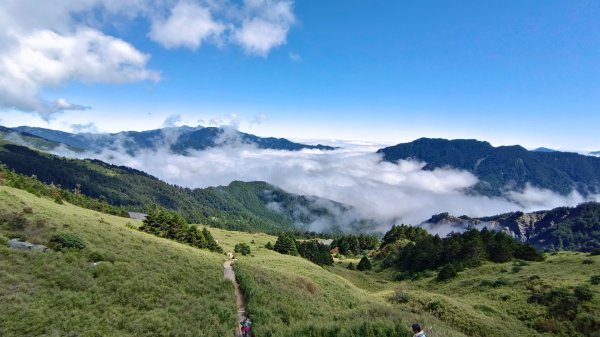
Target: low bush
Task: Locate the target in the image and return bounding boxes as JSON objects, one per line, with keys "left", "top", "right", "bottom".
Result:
{"left": 49, "top": 233, "right": 86, "bottom": 251}
{"left": 391, "top": 289, "right": 410, "bottom": 304}
{"left": 87, "top": 250, "right": 116, "bottom": 263}
{"left": 573, "top": 286, "right": 594, "bottom": 302}
{"left": 534, "top": 319, "right": 561, "bottom": 333}
{"left": 583, "top": 259, "right": 595, "bottom": 265}
{"left": 591, "top": 275, "right": 600, "bottom": 285}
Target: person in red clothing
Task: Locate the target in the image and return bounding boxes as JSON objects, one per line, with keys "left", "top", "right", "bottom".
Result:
{"left": 241, "top": 318, "right": 252, "bottom": 337}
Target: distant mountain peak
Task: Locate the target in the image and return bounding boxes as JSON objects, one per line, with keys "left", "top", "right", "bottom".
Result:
{"left": 8, "top": 125, "right": 336, "bottom": 154}
{"left": 532, "top": 147, "right": 557, "bottom": 153}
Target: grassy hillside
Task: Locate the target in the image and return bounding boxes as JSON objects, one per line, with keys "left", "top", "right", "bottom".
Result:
{"left": 0, "top": 143, "right": 359, "bottom": 234}
{"left": 210, "top": 228, "right": 469, "bottom": 337}
{"left": 329, "top": 254, "right": 600, "bottom": 337}
{"left": 0, "top": 186, "right": 235, "bottom": 337}
{"left": 2, "top": 184, "right": 598, "bottom": 337}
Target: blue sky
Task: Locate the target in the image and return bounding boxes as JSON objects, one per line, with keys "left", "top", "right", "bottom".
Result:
{"left": 1, "top": 0, "right": 600, "bottom": 150}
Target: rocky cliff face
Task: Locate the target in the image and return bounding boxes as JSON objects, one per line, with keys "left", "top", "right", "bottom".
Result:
{"left": 421, "top": 202, "right": 600, "bottom": 251}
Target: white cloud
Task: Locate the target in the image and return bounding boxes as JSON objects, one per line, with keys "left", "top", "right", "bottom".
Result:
{"left": 289, "top": 51, "right": 301, "bottom": 62}
{"left": 250, "top": 113, "right": 268, "bottom": 125}
{"left": 0, "top": 27, "right": 159, "bottom": 120}
{"left": 55, "top": 98, "right": 91, "bottom": 111}
{"left": 70, "top": 122, "right": 98, "bottom": 133}
{"left": 162, "top": 114, "right": 183, "bottom": 127}
{"left": 149, "top": 1, "right": 226, "bottom": 49}
{"left": 233, "top": 0, "right": 295, "bottom": 56}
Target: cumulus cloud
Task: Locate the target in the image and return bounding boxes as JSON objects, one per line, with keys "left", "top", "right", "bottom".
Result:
{"left": 149, "top": 1, "right": 226, "bottom": 49}
{"left": 233, "top": 0, "right": 295, "bottom": 56}
{"left": 0, "top": 27, "right": 159, "bottom": 120}
{"left": 0, "top": 0, "right": 295, "bottom": 118}
{"left": 56, "top": 139, "right": 600, "bottom": 233}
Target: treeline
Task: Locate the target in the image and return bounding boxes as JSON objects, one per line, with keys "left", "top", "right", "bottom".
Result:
{"left": 139, "top": 205, "right": 223, "bottom": 253}
{"left": 0, "top": 164, "right": 126, "bottom": 216}
{"left": 381, "top": 225, "right": 543, "bottom": 277}
{"left": 330, "top": 234, "right": 379, "bottom": 255}
{"left": 269, "top": 234, "right": 333, "bottom": 266}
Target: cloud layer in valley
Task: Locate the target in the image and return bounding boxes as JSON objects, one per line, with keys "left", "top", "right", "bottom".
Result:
{"left": 52, "top": 134, "right": 600, "bottom": 233}
{"left": 0, "top": 0, "right": 295, "bottom": 119}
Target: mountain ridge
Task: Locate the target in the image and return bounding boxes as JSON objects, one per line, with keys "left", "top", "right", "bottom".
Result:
{"left": 421, "top": 202, "right": 600, "bottom": 252}
{"left": 377, "top": 137, "right": 600, "bottom": 196}
{"left": 11, "top": 125, "right": 336, "bottom": 154}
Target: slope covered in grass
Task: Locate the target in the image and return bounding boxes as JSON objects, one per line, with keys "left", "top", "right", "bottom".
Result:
{"left": 329, "top": 253, "right": 600, "bottom": 337}
{"left": 210, "top": 229, "right": 470, "bottom": 337}
{"left": 0, "top": 186, "right": 235, "bottom": 337}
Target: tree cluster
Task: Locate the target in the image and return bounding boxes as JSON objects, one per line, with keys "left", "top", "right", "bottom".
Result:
{"left": 383, "top": 226, "right": 543, "bottom": 275}
{"left": 273, "top": 234, "right": 333, "bottom": 266}
{"left": 139, "top": 205, "right": 222, "bottom": 253}
{"left": 330, "top": 234, "right": 379, "bottom": 256}
{"left": 298, "top": 240, "right": 334, "bottom": 266}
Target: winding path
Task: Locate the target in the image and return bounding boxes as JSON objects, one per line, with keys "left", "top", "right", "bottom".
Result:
{"left": 224, "top": 260, "right": 249, "bottom": 337}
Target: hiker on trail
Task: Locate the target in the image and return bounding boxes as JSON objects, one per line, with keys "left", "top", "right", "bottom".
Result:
{"left": 411, "top": 323, "right": 426, "bottom": 337}
{"left": 241, "top": 318, "right": 252, "bottom": 337}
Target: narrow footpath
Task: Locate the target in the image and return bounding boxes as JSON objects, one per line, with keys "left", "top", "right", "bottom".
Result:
{"left": 224, "top": 260, "right": 249, "bottom": 337}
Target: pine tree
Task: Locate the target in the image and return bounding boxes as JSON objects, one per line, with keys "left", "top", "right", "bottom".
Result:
{"left": 202, "top": 228, "right": 223, "bottom": 253}
{"left": 274, "top": 234, "right": 298, "bottom": 256}
{"left": 357, "top": 256, "right": 372, "bottom": 271}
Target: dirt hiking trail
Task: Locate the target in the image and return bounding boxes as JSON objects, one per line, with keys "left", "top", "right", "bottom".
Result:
{"left": 224, "top": 260, "right": 249, "bottom": 337}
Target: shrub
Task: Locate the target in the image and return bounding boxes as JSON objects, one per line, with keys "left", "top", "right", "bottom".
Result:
{"left": 264, "top": 241, "right": 273, "bottom": 250}
{"left": 391, "top": 289, "right": 410, "bottom": 304}
{"left": 589, "top": 248, "right": 600, "bottom": 256}
{"left": 87, "top": 250, "right": 116, "bottom": 263}
{"left": 347, "top": 262, "right": 355, "bottom": 270}
{"left": 0, "top": 211, "right": 28, "bottom": 231}
{"left": 591, "top": 275, "right": 600, "bottom": 285}
{"left": 576, "top": 313, "right": 600, "bottom": 336}
{"left": 583, "top": 259, "right": 594, "bottom": 265}
{"left": 437, "top": 264, "right": 458, "bottom": 281}
{"left": 573, "top": 286, "right": 594, "bottom": 302}
{"left": 22, "top": 206, "right": 33, "bottom": 214}
{"left": 49, "top": 233, "right": 86, "bottom": 251}
{"left": 511, "top": 265, "right": 522, "bottom": 273}
{"left": 535, "top": 319, "right": 561, "bottom": 333}
{"left": 357, "top": 256, "right": 372, "bottom": 271}
{"left": 234, "top": 243, "right": 251, "bottom": 256}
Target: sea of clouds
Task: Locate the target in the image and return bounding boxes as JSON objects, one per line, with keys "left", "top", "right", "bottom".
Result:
{"left": 44, "top": 130, "right": 600, "bottom": 234}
